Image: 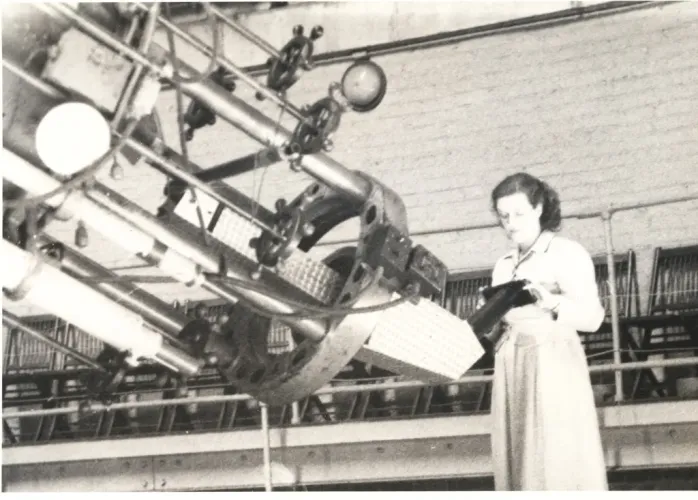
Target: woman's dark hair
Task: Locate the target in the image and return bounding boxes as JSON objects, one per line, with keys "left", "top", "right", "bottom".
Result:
{"left": 490, "top": 172, "right": 562, "bottom": 232}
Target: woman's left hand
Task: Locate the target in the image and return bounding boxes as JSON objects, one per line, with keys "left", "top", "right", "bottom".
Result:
{"left": 524, "top": 281, "right": 561, "bottom": 312}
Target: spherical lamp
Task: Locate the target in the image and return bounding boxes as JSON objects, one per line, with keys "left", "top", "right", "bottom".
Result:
{"left": 35, "top": 102, "right": 112, "bottom": 177}
{"left": 340, "top": 59, "right": 387, "bottom": 113}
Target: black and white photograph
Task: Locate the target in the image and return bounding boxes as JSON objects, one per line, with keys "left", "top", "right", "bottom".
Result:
{"left": 1, "top": 0, "right": 697, "bottom": 492}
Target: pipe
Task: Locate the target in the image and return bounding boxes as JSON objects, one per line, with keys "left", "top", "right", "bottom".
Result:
{"left": 0, "top": 58, "right": 280, "bottom": 234}
{"left": 193, "top": 149, "right": 280, "bottom": 183}
{"left": 0, "top": 240, "right": 200, "bottom": 376}
{"left": 2, "top": 312, "right": 106, "bottom": 372}
{"left": 2, "top": 148, "right": 328, "bottom": 342}
{"left": 602, "top": 211, "right": 624, "bottom": 403}
{"left": 41, "top": 3, "right": 373, "bottom": 206}
{"left": 155, "top": 342, "right": 202, "bottom": 376}
{"left": 207, "top": 3, "right": 282, "bottom": 60}
{"left": 169, "top": 63, "right": 372, "bottom": 205}
{"left": 318, "top": 194, "right": 698, "bottom": 247}
{"left": 34, "top": 234, "right": 189, "bottom": 340}
{"left": 136, "top": 3, "right": 305, "bottom": 122}
{"left": 5, "top": 356, "right": 697, "bottom": 419}
{"left": 120, "top": 136, "right": 283, "bottom": 237}
{"left": 217, "top": 1, "right": 660, "bottom": 84}
{"left": 111, "top": 2, "right": 160, "bottom": 127}
{"left": 260, "top": 402, "right": 273, "bottom": 492}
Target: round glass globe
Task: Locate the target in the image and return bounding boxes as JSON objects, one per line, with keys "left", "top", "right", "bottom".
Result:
{"left": 35, "top": 102, "right": 112, "bottom": 177}
{"left": 340, "top": 60, "right": 387, "bottom": 111}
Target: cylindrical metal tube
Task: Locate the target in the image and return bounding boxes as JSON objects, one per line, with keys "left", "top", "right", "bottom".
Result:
{"left": 2, "top": 312, "right": 106, "bottom": 372}
{"left": 85, "top": 187, "right": 327, "bottom": 341}
{"left": 156, "top": 342, "right": 202, "bottom": 376}
{"left": 34, "top": 234, "right": 189, "bottom": 339}
{"left": 207, "top": 4, "right": 281, "bottom": 60}
{"left": 3, "top": 148, "right": 328, "bottom": 342}
{"left": 122, "top": 136, "right": 283, "bottom": 237}
{"left": 42, "top": 3, "right": 371, "bottom": 205}
{"left": 260, "top": 402, "right": 273, "bottom": 492}
{"left": 0, "top": 240, "right": 201, "bottom": 375}
{"left": 172, "top": 70, "right": 373, "bottom": 205}
{"left": 111, "top": 3, "right": 160, "bottom": 127}
{"left": 602, "top": 212, "right": 624, "bottom": 403}
{"left": 86, "top": 184, "right": 220, "bottom": 272}
{"left": 145, "top": 5, "right": 304, "bottom": 121}
{"left": 5, "top": 355, "right": 698, "bottom": 419}
{"left": 201, "top": 279, "right": 328, "bottom": 342}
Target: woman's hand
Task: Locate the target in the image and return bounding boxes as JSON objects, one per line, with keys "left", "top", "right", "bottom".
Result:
{"left": 524, "top": 281, "right": 561, "bottom": 313}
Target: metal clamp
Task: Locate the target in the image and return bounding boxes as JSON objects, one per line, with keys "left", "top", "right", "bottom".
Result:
{"left": 291, "top": 96, "right": 343, "bottom": 154}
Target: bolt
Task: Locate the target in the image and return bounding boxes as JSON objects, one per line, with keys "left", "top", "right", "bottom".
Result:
{"left": 161, "top": 479, "right": 167, "bottom": 487}
{"left": 143, "top": 481, "right": 149, "bottom": 489}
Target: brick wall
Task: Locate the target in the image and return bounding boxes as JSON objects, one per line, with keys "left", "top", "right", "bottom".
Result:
{"left": 7, "top": 2, "right": 698, "bottom": 315}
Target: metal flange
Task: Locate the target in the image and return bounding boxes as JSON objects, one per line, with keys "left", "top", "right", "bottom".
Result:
{"left": 216, "top": 174, "right": 408, "bottom": 405}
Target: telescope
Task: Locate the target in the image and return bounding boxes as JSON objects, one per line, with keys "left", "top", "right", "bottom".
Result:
{"left": 2, "top": 2, "right": 527, "bottom": 407}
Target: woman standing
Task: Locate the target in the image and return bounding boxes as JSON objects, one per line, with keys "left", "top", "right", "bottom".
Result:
{"left": 488, "top": 172, "right": 608, "bottom": 490}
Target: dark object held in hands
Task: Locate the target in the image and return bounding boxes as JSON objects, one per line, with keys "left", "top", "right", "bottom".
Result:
{"left": 468, "top": 280, "right": 536, "bottom": 353}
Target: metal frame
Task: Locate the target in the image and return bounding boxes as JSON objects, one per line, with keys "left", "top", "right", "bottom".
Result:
{"left": 3, "top": 400, "right": 698, "bottom": 491}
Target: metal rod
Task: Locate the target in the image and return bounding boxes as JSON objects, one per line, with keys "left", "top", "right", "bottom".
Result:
{"left": 260, "top": 402, "right": 273, "bottom": 492}
{"left": 0, "top": 240, "right": 201, "bottom": 376}
{"left": 5, "top": 356, "right": 697, "bottom": 419}
{"left": 200, "top": 279, "right": 328, "bottom": 342}
{"left": 602, "top": 211, "right": 624, "bottom": 403}
{"left": 320, "top": 194, "right": 698, "bottom": 247}
{"left": 0, "top": 58, "right": 280, "bottom": 236}
{"left": 171, "top": 62, "right": 373, "bottom": 205}
{"left": 216, "top": 1, "right": 660, "bottom": 84}
{"left": 139, "top": 4, "right": 305, "bottom": 121}
{"left": 34, "top": 234, "right": 190, "bottom": 340}
{"left": 111, "top": 3, "right": 160, "bottom": 128}
{"left": 207, "top": 4, "right": 282, "bottom": 60}
{"left": 194, "top": 149, "right": 280, "bottom": 182}
{"left": 1, "top": 58, "right": 64, "bottom": 100}
{"left": 43, "top": 3, "right": 157, "bottom": 73}
{"left": 2, "top": 312, "right": 106, "bottom": 372}
{"left": 3, "top": 149, "right": 328, "bottom": 342}
{"left": 24, "top": 4, "right": 373, "bottom": 205}
{"left": 121, "top": 136, "right": 284, "bottom": 237}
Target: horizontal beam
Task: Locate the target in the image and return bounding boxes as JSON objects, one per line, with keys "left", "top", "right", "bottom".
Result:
{"left": 3, "top": 400, "right": 698, "bottom": 491}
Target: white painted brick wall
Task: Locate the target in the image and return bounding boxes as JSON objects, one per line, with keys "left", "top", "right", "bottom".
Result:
{"left": 6, "top": 3, "right": 698, "bottom": 315}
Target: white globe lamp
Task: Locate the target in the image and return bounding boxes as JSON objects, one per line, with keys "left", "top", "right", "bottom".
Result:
{"left": 35, "top": 102, "right": 112, "bottom": 177}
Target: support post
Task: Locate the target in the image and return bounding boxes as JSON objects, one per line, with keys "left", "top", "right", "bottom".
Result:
{"left": 260, "top": 402, "right": 273, "bottom": 492}
{"left": 601, "top": 210, "right": 624, "bottom": 402}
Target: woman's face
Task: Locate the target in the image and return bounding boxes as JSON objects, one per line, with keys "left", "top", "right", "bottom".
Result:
{"left": 495, "top": 192, "right": 543, "bottom": 248}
